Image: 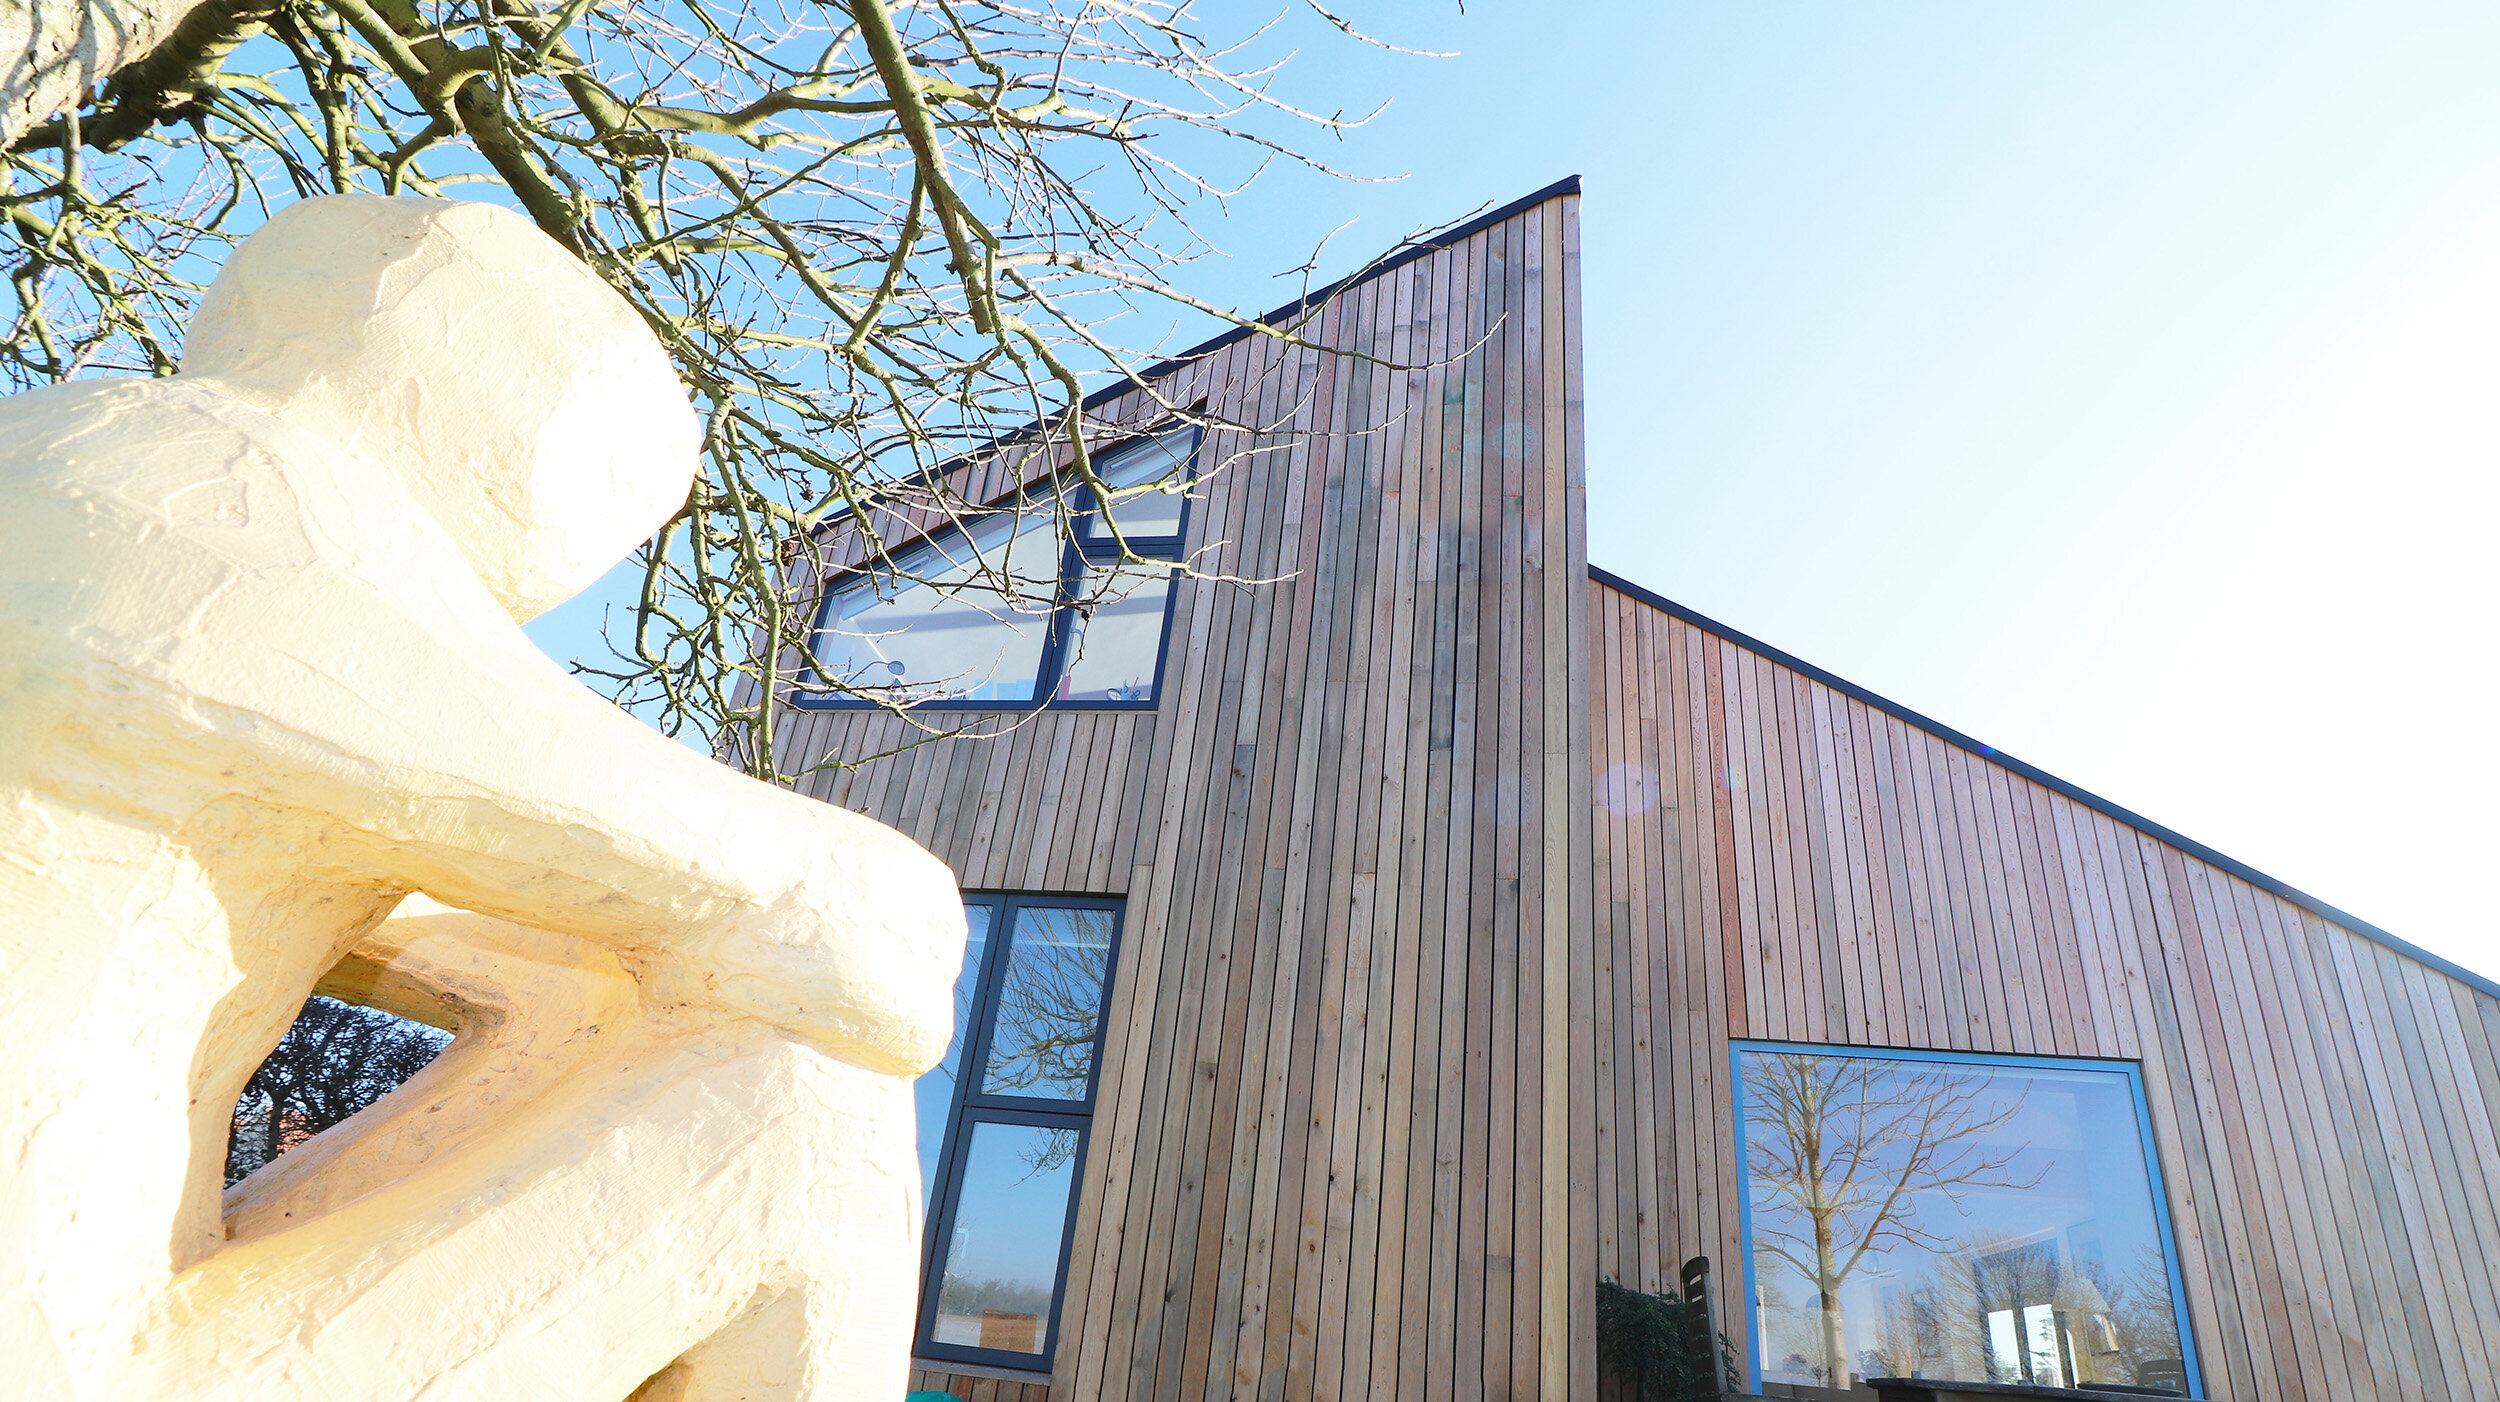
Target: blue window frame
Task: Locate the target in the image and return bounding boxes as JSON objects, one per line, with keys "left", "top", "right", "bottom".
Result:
{"left": 1729, "top": 1041, "right": 2201, "bottom": 1398}
{"left": 801, "top": 428, "right": 1196, "bottom": 711}
{"left": 913, "top": 894, "right": 1122, "bottom": 1371}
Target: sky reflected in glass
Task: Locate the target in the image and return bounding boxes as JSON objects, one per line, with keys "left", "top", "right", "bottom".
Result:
{"left": 915, "top": 902, "right": 994, "bottom": 1207}
{"left": 928, "top": 1119, "right": 1080, "bottom": 1358}
{"left": 1088, "top": 429, "right": 1192, "bottom": 538}
{"left": 1740, "top": 1050, "right": 2185, "bottom": 1395}
{"left": 816, "top": 512, "right": 1063, "bottom": 702}
{"left": 1057, "top": 567, "right": 1172, "bottom": 702}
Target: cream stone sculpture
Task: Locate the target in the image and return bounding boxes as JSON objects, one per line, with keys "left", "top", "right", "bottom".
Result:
{"left": 0, "top": 195, "right": 966, "bottom": 1401}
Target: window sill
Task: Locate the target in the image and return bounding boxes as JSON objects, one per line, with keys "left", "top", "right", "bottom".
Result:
{"left": 912, "top": 1356, "right": 1055, "bottom": 1385}
{"left": 787, "top": 696, "right": 1159, "bottom": 713}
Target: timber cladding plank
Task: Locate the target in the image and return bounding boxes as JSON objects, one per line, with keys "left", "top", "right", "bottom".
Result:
{"left": 1584, "top": 572, "right": 2500, "bottom": 1402}
{"left": 780, "top": 189, "right": 1593, "bottom": 1400}
{"left": 907, "top": 1366, "right": 1050, "bottom": 1402}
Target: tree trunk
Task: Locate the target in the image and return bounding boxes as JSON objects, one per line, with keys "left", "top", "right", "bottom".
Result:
{"left": 1816, "top": 1216, "right": 1847, "bottom": 1387}
{"left": 2, "top": 0, "right": 213, "bottom": 147}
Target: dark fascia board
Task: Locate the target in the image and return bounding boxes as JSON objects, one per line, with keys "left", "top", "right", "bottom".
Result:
{"left": 1071, "top": 174, "right": 1584, "bottom": 415}
{"left": 1588, "top": 563, "right": 2500, "bottom": 1004}
{"left": 790, "top": 178, "right": 1580, "bottom": 691}
{"left": 805, "top": 175, "right": 1583, "bottom": 535}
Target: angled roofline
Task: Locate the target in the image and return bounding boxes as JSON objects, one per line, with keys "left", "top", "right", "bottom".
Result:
{"left": 1072, "top": 174, "right": 1584, "bottom": 414}
{"left": 805, "top": 176, "right": 1584, "bottom": 537}
{"left": 1589, "top": 563, "right": 2500, "bottom": 1003}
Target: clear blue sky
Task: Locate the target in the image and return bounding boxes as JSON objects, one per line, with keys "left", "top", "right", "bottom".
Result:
{"left": 533, "top": 2, "right": 2500, "bottom": 977}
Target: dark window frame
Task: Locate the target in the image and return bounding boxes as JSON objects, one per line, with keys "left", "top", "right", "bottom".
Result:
{"left": 1726, "top": 1039, "right": 2205, "bottom": 1398}
{"left": 914, "top": 892, "right": 1124, "bottom": 1372}
{"left": 796, "top": 428, "right": 1199, "bottom": 713}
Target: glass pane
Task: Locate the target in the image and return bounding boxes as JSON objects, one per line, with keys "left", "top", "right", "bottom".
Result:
{"left": 1085, "top": 429, "right": 1192, "bottom": 538}
{"left": 1055, "top": 566, "right": 1172, "bottom": 703}
{"left": 816, "top": 512, "right": 1064, "bottom": 703}
{"left": 929, "top": 1119, "right": 1081, "bottom": 1358}
{"left": 1739, "top": 1050, "right": 2187, "bottom": 1396}
{"left": 914, "top": 902, "right": 995, "bottom": 1207}
{"left": 979, "top": 906, "right": 1115, "bottom": 1099}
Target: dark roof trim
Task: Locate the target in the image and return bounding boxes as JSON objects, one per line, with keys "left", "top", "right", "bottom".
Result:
{"left": 1074, "top": 174, "right": 1584, "bottom": 414}
{"left": 807, "top": 177, "right": 1584, "bottom": 538}
{"left": 1588, "top": 563, "right": 2500, "bottom": 1003}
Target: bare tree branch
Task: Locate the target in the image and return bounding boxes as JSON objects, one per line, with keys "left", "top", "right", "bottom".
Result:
{"left": 1743, "top": 1053, "right": 2045, "bottom": 1387}
{"left": 5, "top": 0, "right": 1440, "bottom": 782}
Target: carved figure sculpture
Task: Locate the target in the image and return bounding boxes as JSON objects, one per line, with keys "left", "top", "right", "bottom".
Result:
{"left": 0, "top": 195, "right": 965, "bottom": 1401}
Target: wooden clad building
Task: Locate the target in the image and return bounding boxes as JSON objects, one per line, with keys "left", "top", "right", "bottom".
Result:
{"left": 772, "top": 180, "right": 2500, "bottom": 1402}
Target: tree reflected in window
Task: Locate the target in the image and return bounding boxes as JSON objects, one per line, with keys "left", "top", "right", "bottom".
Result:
{"left": 979, "top": 907, "right": 1111, "bottom": 1100}
{"left": 1737, "top": 1046, "right": 2191, "bottom": 1396}
{"left": 913, "top": 895, "right": 1121, "bottom": 1369}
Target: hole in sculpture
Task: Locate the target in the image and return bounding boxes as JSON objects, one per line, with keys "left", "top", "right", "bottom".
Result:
{"left": 223, "top": 996, "right": 452, "bottom": 1186}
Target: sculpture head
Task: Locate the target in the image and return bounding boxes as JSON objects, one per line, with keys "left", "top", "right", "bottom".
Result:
{"left": 182, "top": 196, "right": 698, "bottom": 620}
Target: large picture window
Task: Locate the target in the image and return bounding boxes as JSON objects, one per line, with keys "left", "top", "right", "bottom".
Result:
{"left": 808, "top": 428, "right": 1195, "bottom": 709}
{"left": 912, "top": 894, "right": 1121, "bottom": 1371}
{"left": 1731, "top": 1042, "right": 2199, "bottom": 1397}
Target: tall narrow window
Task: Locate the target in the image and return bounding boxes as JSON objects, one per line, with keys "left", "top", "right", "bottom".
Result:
{"left": 1731, "top": 1042, "right": 2198, "bottom": 1397}
{"left": 915, "top": 895, "right": 1120, "bottom": 1371}
{"left": 809, "top": 428, "right": 1194, "bottom": 709}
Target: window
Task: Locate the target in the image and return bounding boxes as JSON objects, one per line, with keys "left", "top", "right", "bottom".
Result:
{"left": 913, "top": 895, "right": 1122, "bottom": 1370}
{"left": 809, "top": 428, "right": 1196, "bottom": 708}
{"left": 1731, "top": 1042, "right": 2199, "bottom": 1397}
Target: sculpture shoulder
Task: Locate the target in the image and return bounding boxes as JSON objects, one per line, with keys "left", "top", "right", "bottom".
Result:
{"left": 0, "top": 375, "right": 530, "bottom": 722}
{"left": 0, "top": 375, "right": 492, "bottom": 609}
{"left": 2, "top": 378, "right": 324, "bottom": 582}
{"left": 0, "top": 376, "right": 262, "bottom": 470}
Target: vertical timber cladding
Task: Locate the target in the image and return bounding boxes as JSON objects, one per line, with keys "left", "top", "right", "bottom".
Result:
{"left": 910, "top": 1366, "right": 1055, "bottom": 1402}
{"left": 1586, "top": 574, "right": 2500, "bottom": 1402}
{"left": 777, "top": 184, "right": 1595, "bottom": 1401}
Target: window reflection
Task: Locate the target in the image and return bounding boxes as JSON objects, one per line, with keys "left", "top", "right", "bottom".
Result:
{"left": 913, "top": 896, "right": 1121, "bottom": 1367}
{"left": 1086, "top": 429, "right": 1192, "bottom": 538}
{"left": 1057, "top": 566, "right": 1173, "bottom": 702}
{"left": 815, "top": 512, "right": 1063, "bottom": 703}
{"left": 1738, "top": 1049, "right": 2188, "bottom": 1395}
{"left": 812, "top": 426, "right": 1194, "bottom": 709}
{"left": 928, "top": 1120, "right": 1080, "bottom": 1359}
{"left": 914, "top": 904, "right": 993, "bottom": 1207}
{"left": 980, "top": 906, "right": 1114, "bottom": 1100}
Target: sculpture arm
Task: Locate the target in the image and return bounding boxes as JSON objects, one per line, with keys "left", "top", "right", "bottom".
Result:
{"left": 178, "top": 614, "right": 962, "bottom": 1076}
{"left": 0, "top": 391, "right": 961, "bottom": 1073}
